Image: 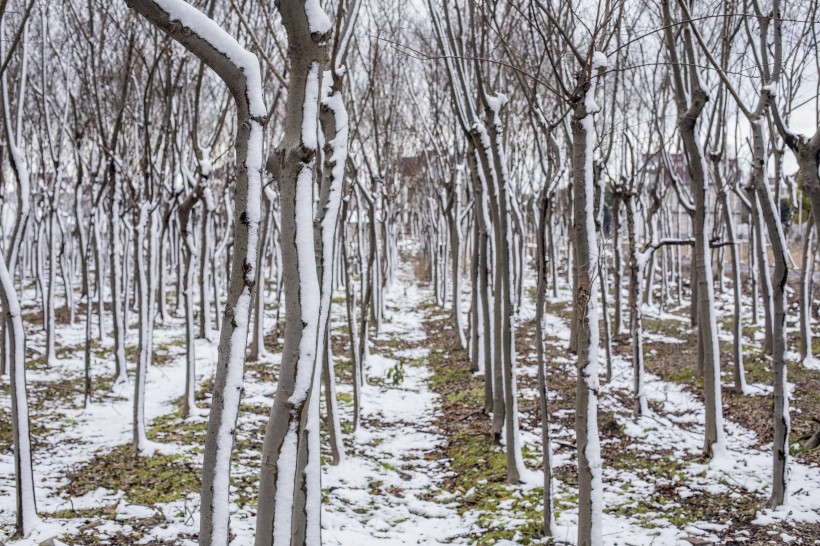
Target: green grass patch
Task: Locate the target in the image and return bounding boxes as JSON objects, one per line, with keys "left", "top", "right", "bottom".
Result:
{"left": 63, "top": 444, "right": 200, "bottom": 505}
{"left": 148, "top": 410, "right": 208, "bottom": 446}
{"left": 50, "top": 505, "right": 117, "bottom": 520}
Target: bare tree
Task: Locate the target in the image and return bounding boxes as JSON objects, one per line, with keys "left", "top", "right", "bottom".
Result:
{"left": 124, "top": 0, "right": 265, "bottom": 542}
{"left": 254, "top": 0, "right": 332, "bottom": 543}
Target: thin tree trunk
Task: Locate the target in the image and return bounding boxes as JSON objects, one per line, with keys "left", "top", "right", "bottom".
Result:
{"left": 571, "top": 86, "right": 603, "bottom": 546}
{"left": 799, "top": 214, "right": 814, "bottom": 365}
{"left": 717, "top": 181, "right": 746, "bottom": 393}
{"left": 612, "top": 191, "right": 623, "bottom": 334}
{"left": 249, "top": 191, "right": 271, "bottom": 362}
{"left": 535, "top": 191, "right": 555, "bottom": 537}
{"left": 110, "top": 180, "right": 128, "bottom": 385}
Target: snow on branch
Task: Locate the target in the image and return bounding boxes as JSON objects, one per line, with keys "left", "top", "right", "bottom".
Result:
{"left": 125, "top": 0, "right": 265, "bottom": 120}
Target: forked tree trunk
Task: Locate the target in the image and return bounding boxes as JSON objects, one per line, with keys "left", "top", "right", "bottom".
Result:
{"left": 255, "top": 1, "right": 332, "bottom": 543}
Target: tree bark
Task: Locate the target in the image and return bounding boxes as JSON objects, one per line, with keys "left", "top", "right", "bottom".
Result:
{"left": 255, "top": 1, "right": 331, "bottom": 543}
{"left": 124, "top": 1, "right": 265, "bottom": 543}
{"left": 571, "top": 84, "right": 603, "bottom": 546}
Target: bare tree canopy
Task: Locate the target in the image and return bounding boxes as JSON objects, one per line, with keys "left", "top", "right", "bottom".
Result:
{"left": 0, "top": 0, "right": 819, "bottom": 544}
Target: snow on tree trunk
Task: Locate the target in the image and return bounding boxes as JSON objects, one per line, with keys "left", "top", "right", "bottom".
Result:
{"left": 799, "top": 215, "right": 815, "bottom": 366}
{"left": 750, "top": 110, "right": 790, "bottom": 507}
{"left": 124, "top": 0, "right": 265, "bottom": 542}
{"left": 255, "top": 1, "right": 331, "bottom": 543}
{"left": 449, "top": 167, "right": 467, "bottom": 349}
{"left": 0, "top": 253, "right": 39, "bottom": 536}
{"left": 571, "top": 83, "right": 603, "bottom": 546}
{"left": 661, "top": 0, "right": 725, "bottom": 455}
{"left": 715, "top": 168, "right": 746, "bottom": 394}
{"left": 316, "top": 45, "right": 357, "bottom": 463}
{"left": 625, "top": 190, "right": 648, "bottom": 417}
{"left": 178, "top": 189, "right": 202, "bottom": 419}
{"left": 110, "top": 178, "right": 128, "bottom": 385}
{"left": 133, "top": 204, "right": 152, "bottom": 452}
{"left": 0, "top": 27, "right": 38, "bottom": 531}
{"left": 249, "top": 190, "right": 271, "bottom": 362}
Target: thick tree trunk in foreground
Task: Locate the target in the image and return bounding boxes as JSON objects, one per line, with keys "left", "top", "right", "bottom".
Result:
{"left": 255, "top": 1, "right": 331, "bottom": 544}
{"left": 124, "top": 1, "right": 265, "bottom": 543}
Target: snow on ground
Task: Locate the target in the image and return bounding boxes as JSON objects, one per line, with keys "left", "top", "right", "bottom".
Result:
{"left": 0, "top": 261, "right": 479, "bottom": 545}
{"left": 508, "top": 282, "right": 820, "bottom": 544}
{"left": 322, "top": 271, "right": 477, "bottom": 544}
{"left": 1, "top": 260, "right": 819, "bottom": 544}
{"left": 0, "top": 303, "right": 219, "bottom": 544}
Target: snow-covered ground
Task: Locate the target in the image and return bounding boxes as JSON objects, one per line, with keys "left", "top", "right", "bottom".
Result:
{"left": 322, "top": 275, "right": 478, "bottom": 544}
{"left": 512, "top": 286, "right": 820, "bottom": 545}
{"left": 0, "top": 261, "right": 479, "bottom": 545}
{"left": 1, "top": 259, "right": 819, "bottom": 545}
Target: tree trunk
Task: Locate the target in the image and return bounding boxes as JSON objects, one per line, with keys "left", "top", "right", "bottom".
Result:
{"left": 254, "top": 1, "right": 331, "bottom": 543}
{"left": 799, "top": 214, "right": 814, "bottom": 365}
{"left": 625, "top": 192, "right": 648, "bottom": 416}
{"left": 535, "top": 192, "right": 555, "bottom": 537}
{"left": 110, "top": 179, "right": 128, "bottom": 385}
{"left": 0, "top": 253, "right": 39, "bottom": 536}
{"left": 751, "top": 113, "right": 790, "bottom": 507}
{"left": 612, "top": 191, "right": 623, "bottom": 334}
{"left": 249, "top": 191, "right": 271, "bottom": 362}
{"left": 719, "top": 184, "right": 746, "bottom": 393}
{"left": 133, "top": 204, "right": 152, "bottom": 452}
{"left": 571, "top": 87, "right": 603, "bottom": 546}
{"left": 124, "top": 2, "right": 266, "bottom": 543}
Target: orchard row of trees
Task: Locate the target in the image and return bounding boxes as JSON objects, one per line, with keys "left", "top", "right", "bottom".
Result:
{"left": 414, "top": 0, "right": 820, "bottom": 543}
{"left": 0, "top": 0, "right": 818, "bottom": 544}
